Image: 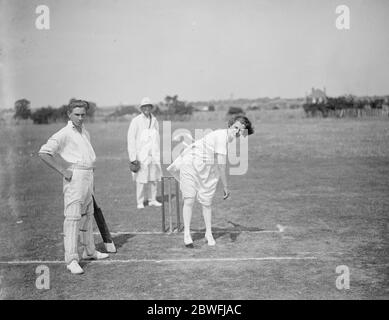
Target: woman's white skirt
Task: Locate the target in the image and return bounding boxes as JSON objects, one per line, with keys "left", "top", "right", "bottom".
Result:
{"left": 167, "top": 154, "right": 219, "bottom": 206}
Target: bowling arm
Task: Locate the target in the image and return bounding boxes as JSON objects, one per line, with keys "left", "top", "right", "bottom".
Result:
{"left": 216, "top": 153, "right": 229, "bottom": 198}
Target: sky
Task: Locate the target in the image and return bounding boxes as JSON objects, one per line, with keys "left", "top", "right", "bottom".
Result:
{"left": 1, "top": 0, "right": 389, "bottom": 109}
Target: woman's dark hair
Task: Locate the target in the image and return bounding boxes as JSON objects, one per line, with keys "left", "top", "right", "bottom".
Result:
{"left": 67, "top": 100, "right": 89, "bottom": 113}
{"left": 228, "top": 115, "right": 254, "bottom": 135}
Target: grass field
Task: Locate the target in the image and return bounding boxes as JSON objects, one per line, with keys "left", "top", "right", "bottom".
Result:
{"left": 0, "top": 117, "right": 388, "bottom": 299}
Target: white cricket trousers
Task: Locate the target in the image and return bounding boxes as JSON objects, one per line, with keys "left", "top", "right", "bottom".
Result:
{"left": 136, "top": 181, "right": 157, "bottom": 206}
{"left": 63, "top": 168, "right": 96, "bottom": 264}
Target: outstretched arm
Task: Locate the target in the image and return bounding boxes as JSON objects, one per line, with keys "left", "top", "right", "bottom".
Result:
{"left": 39, "top": 153, "right": 73, "bottom": 181}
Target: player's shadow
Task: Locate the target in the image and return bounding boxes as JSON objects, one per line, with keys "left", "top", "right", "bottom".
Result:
{"left": 80, "top": 233, "right": 135, "bottom": 269}
{"left": 191, "top": 220, "right": 265, "bottom": 242}
{"left": 111, "top": 233, "right": 135, "bottom": 249}
{"left": 95, "top": 233, "right": 135, "bottom": 252}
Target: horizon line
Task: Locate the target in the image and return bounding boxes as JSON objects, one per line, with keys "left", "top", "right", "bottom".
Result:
{"left": 2, "top": 92, "right": 389, "bottom": 111}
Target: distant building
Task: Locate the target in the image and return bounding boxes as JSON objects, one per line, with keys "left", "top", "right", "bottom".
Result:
{"left": 306, "top": 87, "right": 327, "bottom": 104}
{"left": 195, "top": 105, "right": 215, "bottom": 112}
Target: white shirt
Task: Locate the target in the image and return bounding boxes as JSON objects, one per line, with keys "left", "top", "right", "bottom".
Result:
{"left": 127, "top": 113, "right": 160, "bottom": 163}
{"left": 167, "top": 129, "right": 228, "bottom": 180}
{"left": 39, "top": 121, "right": 96, "bottom": 167}
{"left": 186, "top": 129, "right": 228, "bottom": 164}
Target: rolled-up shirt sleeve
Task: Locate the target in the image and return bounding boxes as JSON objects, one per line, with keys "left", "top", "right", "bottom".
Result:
{"left": 39, "top": 131, "right": 65, "bottom": 156}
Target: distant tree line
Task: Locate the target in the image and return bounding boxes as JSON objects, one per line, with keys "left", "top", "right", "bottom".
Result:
{"left": 161, "top": 95, "right": 194, "bottom": 116}
{"left": 227, "top": 106, "right": 245, "bottom": 116}
{"left": 13, "top": 98, "right": 96, "bottom": 124}
{"left": 105, "top": 95, "right": 194, "bottom": 121}
{"left": 303, "top": 96, "right": 387, "bottom": 118}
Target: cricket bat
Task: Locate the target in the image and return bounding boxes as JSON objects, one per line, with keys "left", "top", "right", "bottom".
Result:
{"left": 92, "top": 195, "right": 117, "bottom": 253}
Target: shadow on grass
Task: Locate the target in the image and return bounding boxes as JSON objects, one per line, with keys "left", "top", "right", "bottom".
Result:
{"left": 155, "top": 193, "right": 178, "bottom": 204}
{"left": 81, "top": 234, "right": 136, "bottom": 268}
{"left": 95, "top": 233, "right": 135, "bottom": 252}
{"left": 191, "top": 220, "right": 265, "bottom": 242}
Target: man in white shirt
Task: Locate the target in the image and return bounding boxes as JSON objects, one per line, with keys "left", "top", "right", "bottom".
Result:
{"left": 39, "top": 100, "right": 109, "bottom": 274}
{"left": 127, "top": 97, "right": 162, "bottom": 209}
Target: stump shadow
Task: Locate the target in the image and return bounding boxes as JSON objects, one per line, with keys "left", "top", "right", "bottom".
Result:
{"left": 191, "top": 220, "right": 265, "bottom": 242}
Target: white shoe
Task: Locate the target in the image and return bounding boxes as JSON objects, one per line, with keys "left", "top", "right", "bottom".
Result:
{"left": 184, "top": 234, "right": 194, "bottom": 248}
{"left": 149, "top": 200, "right": 162, "bottom": 207}
{"left": 205, "top": 233, "right": 216, "bottom": 246}
{"left": 82, "top": 250, "right": 109, "bottom": 260}
{"left": 66, "top": 260, "right": 84, "bottom": 274}
{"left": 104, "top": 242, "right": 117, "bottom": 253}
{"left": 137, "top": 204, "right": 144, "bottom": 209}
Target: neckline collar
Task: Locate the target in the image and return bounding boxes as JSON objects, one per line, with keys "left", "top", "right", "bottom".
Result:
{"left": 141, "top": 112, "right": 153, "bottom": 119}
{"left": 68, "top": 120, "right": 84, "bottom": 132}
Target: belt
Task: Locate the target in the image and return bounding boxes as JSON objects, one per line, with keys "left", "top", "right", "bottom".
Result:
{"left": 69, "top": 164, "right": 95, "bottom": 170}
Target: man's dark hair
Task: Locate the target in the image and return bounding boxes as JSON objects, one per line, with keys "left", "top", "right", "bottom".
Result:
{"left": 67, "top": 100, "right": 89, "bottom": 113}
{"left": 228, "top": 115, "right": 254, "bottom": 135}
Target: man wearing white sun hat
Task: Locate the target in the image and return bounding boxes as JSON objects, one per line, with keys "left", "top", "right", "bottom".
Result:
{"left": 127, "top": 97, "right": 162, "bottom": 209}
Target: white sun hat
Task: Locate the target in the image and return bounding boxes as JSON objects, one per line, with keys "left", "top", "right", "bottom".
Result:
{"left": 139, "top": 97, "right": 153, "bottom": 109}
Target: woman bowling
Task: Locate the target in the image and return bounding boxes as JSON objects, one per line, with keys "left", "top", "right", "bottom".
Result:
{"left": 167, "top": 115, "right": 254, "bottom": 248}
